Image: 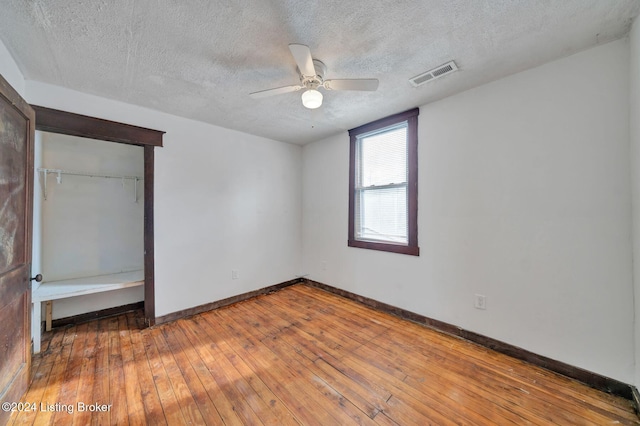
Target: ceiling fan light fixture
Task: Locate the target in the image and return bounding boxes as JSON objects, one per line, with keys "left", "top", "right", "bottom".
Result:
{"left": 301, "top": 89, "right": 323, "bottom": 109}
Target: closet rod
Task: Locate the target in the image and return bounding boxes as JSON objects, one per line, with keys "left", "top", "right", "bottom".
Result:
{"left": 38, "top": 168, "right": 143, "bottom": 181}
{"left": 37, "top": 168, "right": 143, "bottom": 202}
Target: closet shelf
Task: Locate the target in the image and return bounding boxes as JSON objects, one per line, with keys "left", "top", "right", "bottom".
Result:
{"left": 37, "top": 167, "right": 143, "bottom": 202}
{"left": 31, "top": 269, "right": 144, "bottom": 354}
{"left": 32, "top": 269, "right": 144, "bottom": 302}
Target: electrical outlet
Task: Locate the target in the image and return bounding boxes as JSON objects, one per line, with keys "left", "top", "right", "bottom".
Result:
{"left": 474, "top": 294, "right": 487, "bottom": 310}
{"left": 321, "top": 261, "right": 327, "bottom": 271}
{"left": 232, "top": 270, "right": 239, "bottom": 280}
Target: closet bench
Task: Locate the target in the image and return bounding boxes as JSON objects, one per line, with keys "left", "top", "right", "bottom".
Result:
{"left": 31, "top": 269, "right": 144, "bottom": 353}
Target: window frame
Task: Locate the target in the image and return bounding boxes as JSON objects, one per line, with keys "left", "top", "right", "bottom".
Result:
{"left": 348, "top": 108, "right": 419, "bottom": 256}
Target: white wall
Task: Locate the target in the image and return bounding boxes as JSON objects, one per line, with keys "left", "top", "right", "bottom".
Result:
{"left": 35, "top": 132, "right": 144, "bottom": 319}
{"left": 302, "top": 39, "right": 634, "bottom": 383}
{"left": 630, "top": 18, "right": 640, "bottom": 388}
{"left": 25, "top": 81, "right": 303, "bottom": 318}
{"left": 0, "top": 38, "right": 24, "bottom": 96}
{"left": 3, "top": 30, "right": 635, "bottom": 384}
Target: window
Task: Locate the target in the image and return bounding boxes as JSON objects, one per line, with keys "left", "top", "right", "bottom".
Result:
{"left": 348, "top": 108, "right": 419, "bottom": 255}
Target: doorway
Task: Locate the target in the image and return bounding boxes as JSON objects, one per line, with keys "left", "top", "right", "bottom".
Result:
{"left": 33, "top": 132, "right": 144, "bottom": 325}
{"left": 31, "top": 106, "right": 163, "bottom": 327}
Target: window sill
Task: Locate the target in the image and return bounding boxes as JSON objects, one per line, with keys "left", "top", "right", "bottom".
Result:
{"left": 348, "top": 239, "right": 419, "bottom": 256}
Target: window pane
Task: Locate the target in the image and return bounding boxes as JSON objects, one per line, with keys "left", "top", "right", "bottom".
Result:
{"left": 348, "top": 107, "right": 419, "bottom": 255}
{"left": 358, "top": 124, "right": 407, "bottom": 187}
{"left": 355, "top": 186, "right": 408, "bottom": 244}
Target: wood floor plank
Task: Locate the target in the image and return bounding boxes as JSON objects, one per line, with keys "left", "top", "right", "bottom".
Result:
{"left": 162, "top": 324, "right": 231, "bottom": 425}
{"left": 343, "top": 326, "right": 537, "bottom": 423}
{"left": 72, "top": 319, "right": 99, "bottom": 426}
{"left": 125, "top": 312, "right": 167, "bottom": 426}
{"left": 292, "top": 285, "right": 404, "bottom": 329}
{"left": 210, "top": 308, "right": 346, "bottom": 425}
{"left": 282, "top": 286, "right": 394, "bottom": 338}
{"left": 107, "top": 316, "right": 129, "bottom": 425}
{"left": 11, "top": 327, "right": 73, "bottom": 426}
{"left": 221, "top": 351, "right": 301, "bottom": 426}
{"left": 255, "top": 294, "right": 370, "bottom": 354}
{"left": 180, "top": 318, "right": 262, "bottom": 425}
{"left": 140, "top": 328, "right": 186, "bottom": 425}
{"left": 90, "top": 319, "right": 111, "bottom": 425}
{"left": 312, "top": 357, "right": 385, "bottom": 419}
{"left": 118, "top": 314, "right": 148, "bottom": 426}
{"left": 372, "top": 411, "right": 401, "bottom": 426}
{"left": 321, "top": 350, "right": 462, "bottom": 425}
{"left": 233, "top": 297, "right": 387, "bottom": 419}
{"left": 395, "top": 317, "right": 637, "bottom": 416}
{"left": 52, "top": 322, "right": 88, "bottom": 426}
{"left": 31, "top": 325, "right": 77, "bottom": 425}
{"left": 296, "top": 286, "right": 635, "bottom": 419}
{"left": 383, "top": 323, "right": 638, "bottom": 424}
{"left": 10, "top": 285, "right": 639, "bottom": 425}
{"left": 356, "top": 334, "right": 544, "bottom": 425}
{"left": 237, "top": 296, "right": 346, "bottom": 363}
{"left": 148, "top": 327, "right": 206, "bottom": 424}
{"left": 227, "top": 304, "right": 379, "bottom": 425}
{"left": 268, "top": 287, "right": 638, "bottom": 425}
{"left": 256, "top": 297, "right": 370, "bottom": 351}
{"left": 234, "top": 298, "right": 458, "bottom": 424}
{"left": 183, "top": 316, "right": 297, "bottom": 426}
{"left": 383, "top": 395, "right": 448, "bottom": 426}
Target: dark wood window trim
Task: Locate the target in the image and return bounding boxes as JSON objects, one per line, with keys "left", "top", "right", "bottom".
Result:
{"left": 348, "top": 108, "right": 419, "bottom": 256}
{"left": 31, "top": 105, "right": 164, "bottom": 326}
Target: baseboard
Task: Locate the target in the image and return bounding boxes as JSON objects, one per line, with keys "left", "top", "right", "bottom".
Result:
{"left": 632, "top": 386, "right": 640, "bottom": 414}
{"left": 154, "top": 277, "right": 304, "bottom": 325}
{"left": 50, "top": 301, "right": 144, "bottom": 329}
{"left": 304, "top": 279, "right": 634, "bottom": 401}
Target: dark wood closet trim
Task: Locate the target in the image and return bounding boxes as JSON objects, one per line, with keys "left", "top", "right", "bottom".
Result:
{"left": 50, "top": 301, "right": 144, "bottom": 329}
{"left": 154, "top": 277, "right": 304, "bottom": 325}
{"left": 143, "top": 146, "right": 156, "bottom": 325}
{"left": 31, "top": 105, "right": 163, "bottom": 147}
{"left": 32, "top": 105, "right": 164, "bottom": 328}
{"left": 303, "top": 278, "right": 635, "bottom": 401}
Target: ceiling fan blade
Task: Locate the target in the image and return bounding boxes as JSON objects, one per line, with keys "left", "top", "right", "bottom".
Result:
{"left": 249, "top": 85, "right": 302, "bottom": 99}
{"left": 324, "top": 79, "right": 379, "bottom": 91}
{"left": 289, "top": 44, "right": 316, "bottom": 77}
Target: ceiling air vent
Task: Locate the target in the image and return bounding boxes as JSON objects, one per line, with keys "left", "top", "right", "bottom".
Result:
{"left": 409, "top": 61, "right": 458, "bottom": 87}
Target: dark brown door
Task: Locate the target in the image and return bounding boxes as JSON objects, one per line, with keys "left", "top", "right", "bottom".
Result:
{"left": 0, "top": 74, "right": 35, "bottom": 424}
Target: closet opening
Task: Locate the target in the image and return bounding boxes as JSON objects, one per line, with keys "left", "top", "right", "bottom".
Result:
{"left": 30, "top": 106, "right": 163, "bottom": 352}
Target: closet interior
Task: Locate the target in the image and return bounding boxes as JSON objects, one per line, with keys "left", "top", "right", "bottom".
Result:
{"left": 31, "top": 130, "right": 145, "bottom": 352}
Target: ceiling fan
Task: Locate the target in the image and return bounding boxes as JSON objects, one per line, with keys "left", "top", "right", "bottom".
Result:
{"left": 249, "top": 44, "right": 379, "bottom": 109}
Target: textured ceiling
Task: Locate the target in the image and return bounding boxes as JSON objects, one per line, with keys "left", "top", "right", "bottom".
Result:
{"left": 0, "top": 1, "right": 638, "bottom": 145}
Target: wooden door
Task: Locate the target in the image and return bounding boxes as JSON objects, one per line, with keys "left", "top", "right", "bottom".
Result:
{"left": 0, "top": 74, "right": 35, "bottom": 424}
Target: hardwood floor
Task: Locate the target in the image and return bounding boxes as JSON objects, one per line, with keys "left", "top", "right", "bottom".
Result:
{"left": 9, "top": 284, "right": 639, "bottom": 425}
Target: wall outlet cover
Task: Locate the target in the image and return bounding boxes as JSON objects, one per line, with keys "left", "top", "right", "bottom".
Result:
{"left": 474, "top": 294, "right": 487, "bottom": 310}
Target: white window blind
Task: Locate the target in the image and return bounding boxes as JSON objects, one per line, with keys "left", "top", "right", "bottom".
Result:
{"left": 354, "top": 122, "right": 408, "bottom": 244}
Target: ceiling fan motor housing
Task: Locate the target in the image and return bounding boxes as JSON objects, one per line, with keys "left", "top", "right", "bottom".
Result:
{"left": 299, "top": 59, "right": 327, "bottom": 89}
